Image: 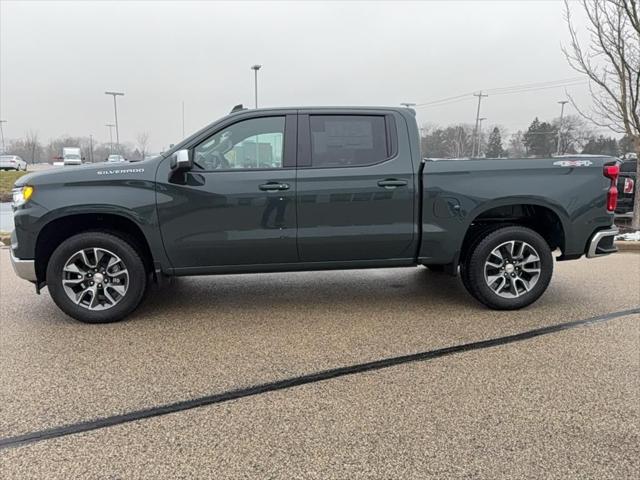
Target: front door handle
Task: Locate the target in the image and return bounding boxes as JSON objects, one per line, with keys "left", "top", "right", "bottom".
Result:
{"left": 377, "top": 179, "right": 408, "bottom": 189}
{"left": 259, "top": 182, "right": 290, "bottom": 191}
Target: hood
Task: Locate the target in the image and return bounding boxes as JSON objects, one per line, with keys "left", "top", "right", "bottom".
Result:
{"left": 14, "top": 160, "right": 156, "bottom": 188}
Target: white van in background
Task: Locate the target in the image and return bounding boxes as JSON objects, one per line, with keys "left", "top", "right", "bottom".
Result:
{"left": 107, "top": 154, "right": 126, "bottom": 163}
{"left": 62, "top": 147, "right": 83, "bottom": 166}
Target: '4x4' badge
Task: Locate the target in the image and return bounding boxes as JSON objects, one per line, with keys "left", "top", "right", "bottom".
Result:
{"left": 553, "top": 160, "right": 593, "bottom": 167}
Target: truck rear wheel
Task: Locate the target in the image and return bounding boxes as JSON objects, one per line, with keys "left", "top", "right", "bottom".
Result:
{"left": 46, "top": 232, "right": 147, "bottom": 323}
{"left": 461, "top": 226, "right": 553, "bottom": 310}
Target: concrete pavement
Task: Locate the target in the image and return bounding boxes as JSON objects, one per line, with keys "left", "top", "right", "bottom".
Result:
{"left": 0, "top": 250, "right": 638, "bottom": 478}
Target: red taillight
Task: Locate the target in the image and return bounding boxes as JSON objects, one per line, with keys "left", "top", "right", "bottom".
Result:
{"left": 624, "top": 177, "right": 635, "bottom": 194}
{"left": 607, "top": 186, "right": 618, "bottom": 211}
{"left": 603, "top": 164, "right": 619, "bottom": 180}
{"left": 603, "top": 163, "right": 620, "bottom": 212}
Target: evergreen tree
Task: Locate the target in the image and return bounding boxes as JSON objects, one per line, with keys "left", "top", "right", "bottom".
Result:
{"left": 619, "top": 135, "right": 635, "bottom": 155}
{"left": 523, "top": 117, "right": 557, "bottom": 156}
{"left": 485, "top": 127, "right": 505, "bottom": 158}
{"left": 581, "top": 136, "right": 620, "bottom": 156}
{"left": 422, "top": 125, "right": 474, "bottom": 158}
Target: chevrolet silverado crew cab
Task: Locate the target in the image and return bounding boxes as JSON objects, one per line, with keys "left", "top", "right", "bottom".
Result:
{"left": 10, "top": 107, "right": 620, "bottom": 323}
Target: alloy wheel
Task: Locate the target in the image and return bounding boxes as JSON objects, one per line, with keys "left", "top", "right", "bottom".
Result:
{"left": 483, "top": 240, "right": 541, "bottom": 298}
{"left": 61, "top": 247, "right": 129, "bottom": 310}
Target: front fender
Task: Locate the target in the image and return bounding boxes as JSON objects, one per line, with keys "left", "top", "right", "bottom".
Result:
{"left": 12, "top": 180, "right": 170, "bottom": 274}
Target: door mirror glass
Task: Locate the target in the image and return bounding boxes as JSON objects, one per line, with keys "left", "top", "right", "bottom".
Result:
{"left": 170, "top": 149, "right": 192, "bottom": 171}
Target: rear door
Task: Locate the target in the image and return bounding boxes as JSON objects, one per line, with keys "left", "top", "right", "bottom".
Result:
{"left": 296, "top": 110, "right": 416, "bottom": 262}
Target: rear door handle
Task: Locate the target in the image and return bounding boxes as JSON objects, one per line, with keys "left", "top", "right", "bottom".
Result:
{"left": 259, "top": 182, "right": 290, "bottom": 191}
{"left": 377, "top": 179, "right": 408, "bottom": 189}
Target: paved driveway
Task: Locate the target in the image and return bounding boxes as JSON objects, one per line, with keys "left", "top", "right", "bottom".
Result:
{"left": 0, "top": 250, "right": 638, "bottom": 479}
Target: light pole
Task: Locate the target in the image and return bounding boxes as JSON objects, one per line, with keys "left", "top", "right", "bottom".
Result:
{"left": 251, "top": 65, "right": 262, "bottom": 109}
{"left": 105, "top": 124, "right": 115, "bottom": 154}
{"left": 0, "top": 120, "right": 6, "bottom": 153}
{"left": 556, "top": 100, "right": 569, "bottom": 155}
{"left": 105, "top": 91, "right": 124, "bottom": 151}
{"left": 89, "top": 134, "right": 94, "bottom": 163}
{"left": 472, "top": 91, "right": 488, "bottom": 157}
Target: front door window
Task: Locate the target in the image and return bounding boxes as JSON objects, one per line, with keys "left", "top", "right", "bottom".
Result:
{"left": 194, "top": 117, "right": 285, "bottom": 170}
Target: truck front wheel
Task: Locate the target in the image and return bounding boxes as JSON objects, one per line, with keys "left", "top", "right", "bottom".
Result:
{"left": 461, "top": 226, "right": 553, "bottom": 310}
{"left": 46, "top": 232, "right": 147, "bottom": 323}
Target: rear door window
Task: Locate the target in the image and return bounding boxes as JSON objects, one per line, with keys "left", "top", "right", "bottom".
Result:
{"left": 309, "top": 115, "right": 389, "bottom": 167}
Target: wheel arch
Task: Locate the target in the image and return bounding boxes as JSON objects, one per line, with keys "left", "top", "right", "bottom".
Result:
{"left": 34, "top": 212, "right": 156, "bottom": 284}
{"left": 459, "top": 200, "right": 568, "bottom": 265}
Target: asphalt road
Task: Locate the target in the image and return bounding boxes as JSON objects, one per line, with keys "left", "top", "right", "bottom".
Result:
{"left": 0, "top": 250, "right": 638, "bottom": 479}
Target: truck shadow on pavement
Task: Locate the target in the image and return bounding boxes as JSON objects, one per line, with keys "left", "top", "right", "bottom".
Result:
{"left": 136, "top": 267, "right": 482, "bottom": 321}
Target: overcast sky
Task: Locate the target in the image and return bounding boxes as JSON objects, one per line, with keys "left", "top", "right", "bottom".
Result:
{"left": 1, "top": 0, "right": 594, "bottom": 151}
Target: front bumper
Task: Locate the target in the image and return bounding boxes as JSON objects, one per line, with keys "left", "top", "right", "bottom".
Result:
{"left": 586, "top": 227, "right": 618, "bottom": 258}
{"left": 10, "top": 250, "right": 37, "bottom": 282}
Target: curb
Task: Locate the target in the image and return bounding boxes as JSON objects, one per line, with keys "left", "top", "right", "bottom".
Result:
{"left": 616, "top": 241, "right": 640, "bottom": 253}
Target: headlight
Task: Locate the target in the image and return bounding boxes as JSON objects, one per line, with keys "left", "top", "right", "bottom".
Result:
{"left": 12, "top": 185, "right": 34, "bottom": 207}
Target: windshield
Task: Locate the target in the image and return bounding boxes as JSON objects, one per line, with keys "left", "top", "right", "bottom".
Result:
{"left": 65, "top": 154, "right": 81, "bottom": 159}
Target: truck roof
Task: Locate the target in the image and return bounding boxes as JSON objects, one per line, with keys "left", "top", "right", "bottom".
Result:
{"left": 166, "top": 106, "right": 417, "bottom": 158}
{"left": 228, "top": 106, "right": 415, "bottom": 115}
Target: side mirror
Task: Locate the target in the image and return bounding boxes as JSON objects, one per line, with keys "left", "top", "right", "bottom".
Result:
{"left": 170, "top": 149, "right": 192, "bottom": 171}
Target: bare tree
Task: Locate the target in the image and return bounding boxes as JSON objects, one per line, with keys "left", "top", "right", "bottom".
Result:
{"left": 563, "top": 0, "right": 640, "bottom": 229}
{"left": 552, "top": 115, "right": 594, "bottom": 154}
{"left": 508, "top": 131, "right": 527, "bottom": 157}
{"left": 24, "top": 130, "right": 41, "bottom": 164}
{"left": 136, "top": 132, "right": 150, "bottom": 160}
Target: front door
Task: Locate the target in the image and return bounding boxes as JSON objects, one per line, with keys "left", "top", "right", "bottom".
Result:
{"left": 157, "top": 114, "right": 298, "bottom": 271}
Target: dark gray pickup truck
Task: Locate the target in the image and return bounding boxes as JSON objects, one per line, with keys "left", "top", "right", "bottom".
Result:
{"left": 10, "top": 107, "right": 620, "bottom": 323}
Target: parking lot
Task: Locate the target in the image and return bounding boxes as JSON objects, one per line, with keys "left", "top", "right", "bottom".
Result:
{"left": 0, "top": 249, "right": 638, "bottom": 479}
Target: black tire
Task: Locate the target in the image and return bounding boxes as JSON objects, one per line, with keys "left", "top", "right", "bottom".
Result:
{"left": 461, "top": 226, "right": 553, "bottom": 310}
{"left": 46, "top": 231, "right": 147, "bottom": 323}
{"left": 459, "top": 223, "right": 508, "bottom": 301}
